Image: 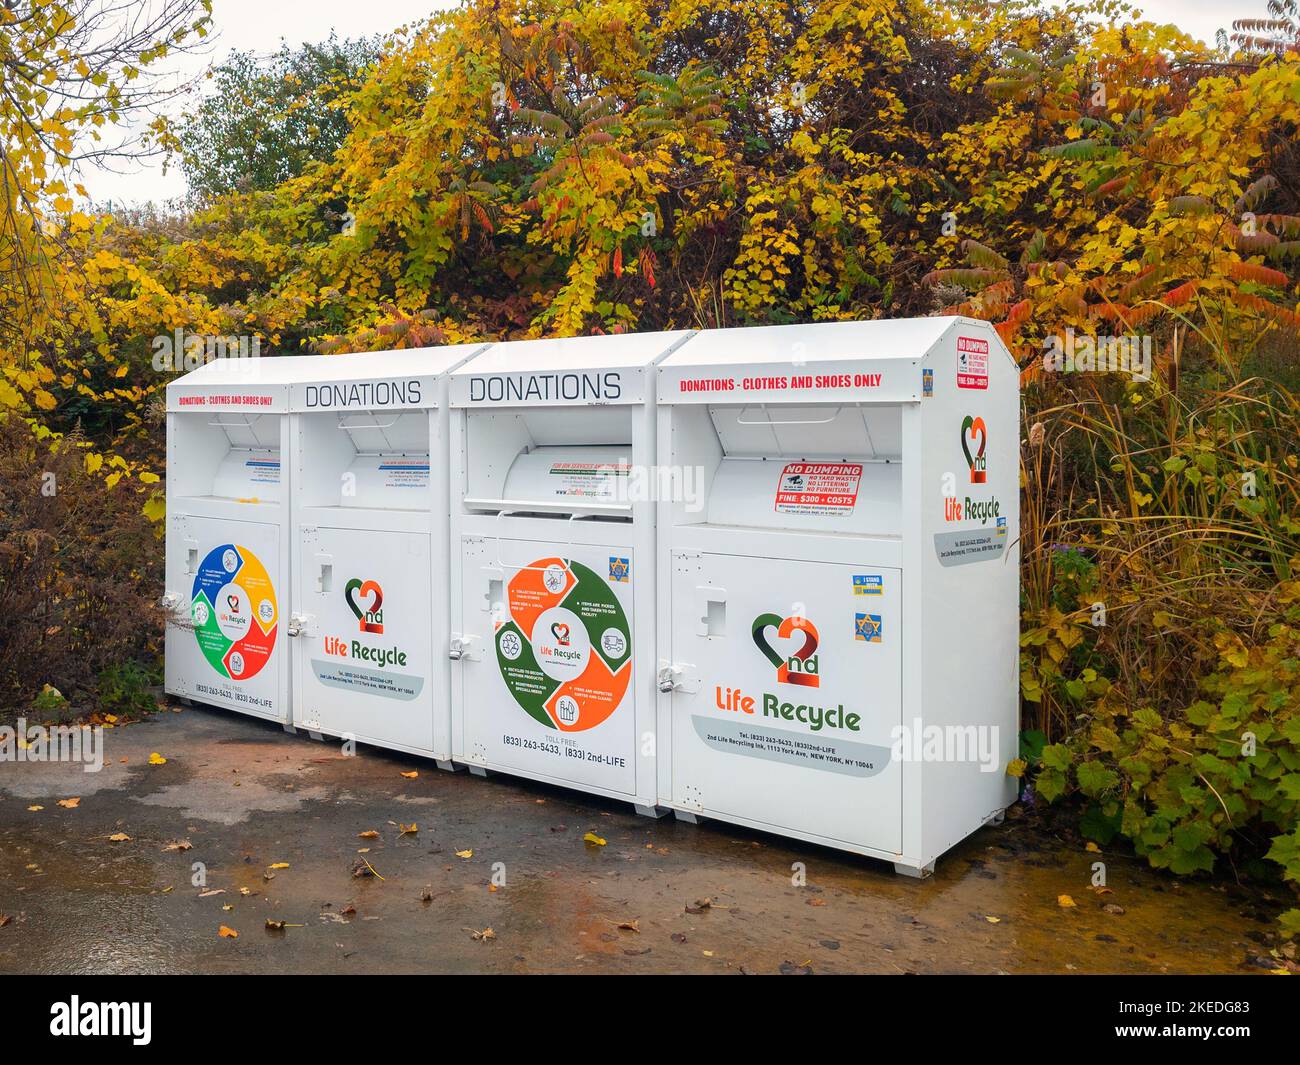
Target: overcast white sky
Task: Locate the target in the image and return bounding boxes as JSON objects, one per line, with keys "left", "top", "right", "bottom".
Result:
{"left": 82, "top": 0, "right": 1259, "bottom": 207}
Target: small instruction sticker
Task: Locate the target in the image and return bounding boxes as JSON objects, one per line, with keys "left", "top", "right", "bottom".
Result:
{"left": 775, "top": 462, "right": 862, "bottom": 516}
{"left": 852, "top": 575, "right": 883, "bottom": 596}
{"left": 922, "top": 368, "right": 934, "bottom": 397}
{"left": 608, "top": 557, "right": 630, "bottom": 582}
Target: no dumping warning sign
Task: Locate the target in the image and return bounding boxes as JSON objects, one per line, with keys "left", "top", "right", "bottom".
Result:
{"left": 775, "top": 462, "right": 862, "bottom": 516}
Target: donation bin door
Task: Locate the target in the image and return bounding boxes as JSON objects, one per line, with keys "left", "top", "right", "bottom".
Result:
{"left": 294, "top": 526, "right": 433, "bottom": 751}
{"left": 460, "top": 537, "right": 638, "bottom": 796}
{"left": 167, "top": 514, "right": 283, "bottom": 719}
{"left": 668, "top": 552, "right": 903, "bottom": 853}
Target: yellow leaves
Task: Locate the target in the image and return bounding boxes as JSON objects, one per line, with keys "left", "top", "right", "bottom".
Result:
{"left": 583, "top": 832, "right": 607, "bottom": 846}
{"left": 148, "top": 752, "right": 167, "bottom": 765}
{"left": 57, "top": 798, "right": 80, "bottom": 809}
{"left": 138, "top": 471, "right": 160, "bottom": 484}
{"left": 400, "top": 770, "right": 418, "bottom": 779}
{"left": 142, "top": 494, "right": 166, "bottom": 524}
{"left": 33, "top": 389, "right": 57, "bottom": 411}
{"left": 455, "top": 849, "right": 473, "bottom": 859}
{"left": 268, "top": 862, "right": 290, "bottom": 869}
{"left": 108, "top": 832, "right": 131, "bottom": 842}
{"left": 1057, "top": 894, "right": 1078, "bottom": 908}
{"left": 218, "top": 926, "right": 239, "bottom": 939}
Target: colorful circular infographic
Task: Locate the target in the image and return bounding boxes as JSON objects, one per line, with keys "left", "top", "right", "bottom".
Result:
{"left": 190, "top": 544, "right": 278, "bottom": 681}
{"left": 495, "top": 557, "right": 631, "bottom": 732}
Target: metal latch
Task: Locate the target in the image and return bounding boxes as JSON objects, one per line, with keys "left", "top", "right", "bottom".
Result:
{"left": 288, "top": 612, "right": 309, "bottom": 638}
{"left": 449, "top": 634, "right": 482, "bottom": 661}
{"left": 657, "top": 662, "right": 699, "bottom": 694}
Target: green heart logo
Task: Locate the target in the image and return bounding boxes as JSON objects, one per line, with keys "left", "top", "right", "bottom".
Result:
{"left": 752, "top": 612, "right": 819, "bottom": 668}
{"left": 961, "top": 414, "right": 987, "bottom": 472}
{"left": 345, "top": 578, "right": 384, "bottom": 633}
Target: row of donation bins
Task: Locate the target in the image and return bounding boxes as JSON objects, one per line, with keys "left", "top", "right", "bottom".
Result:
{"left": 164, "top": 319, "right": 1019, "bottom": 876}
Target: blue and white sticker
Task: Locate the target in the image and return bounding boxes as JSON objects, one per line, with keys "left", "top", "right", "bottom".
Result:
{"left": 922, "top": 368, "right": 934, "bottom": 397}
{"left": 996, "top": 516, "right": 1007, "bottom": 537}
{"left": 852, "top": 575, "right": 883, "bottom": 596}
{"left": 608, "top": 556, "right": 630, "bottom": 582}
{"left": 855, "top": 613, "right": 883, "bottom": 642}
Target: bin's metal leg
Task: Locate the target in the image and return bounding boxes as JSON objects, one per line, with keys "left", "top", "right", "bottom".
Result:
{"left": 634, "top": 804, "right": 668, "bottom": 819}
{"left": 468, "top": 766, "right": 488, "bottom": 778}
{"left": 436, "top": 760, "right": 458, "bottom": 772}
{"left": 673, "top": 810, "right": 700, "bottom": 824}
{"left": 893, "top": 859, "right": 935, "bottom": 880}
{"left": 984, "top": 809, "right": 1006, "bottom": 827}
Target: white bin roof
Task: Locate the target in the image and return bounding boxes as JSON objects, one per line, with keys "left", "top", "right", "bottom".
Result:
{"left": 658, "top": 317, "right": 1014, "bottom": 404}
{"left": 289, "top": 343, "right": 488, "bottom": 411}
{"left": 166, "top": 354, "right": 315, "bottom": 413}
{"left": 450, "top": 329, "right": 695, "bottom": 406}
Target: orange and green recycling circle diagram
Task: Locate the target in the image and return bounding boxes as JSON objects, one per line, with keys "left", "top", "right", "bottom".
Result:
{"left": 190, "top": 544, "right": 278, "bottom": 681}
{"left": 494, "top": 557, "right": 631, "bottom": 732}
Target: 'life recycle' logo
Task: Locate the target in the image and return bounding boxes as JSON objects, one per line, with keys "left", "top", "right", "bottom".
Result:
{"left": 345, "top": 578, "right": 385, "bottom": 634}
{"left": 751, "top": 612, "right": 820, "bottom": 688}
{"left": 961, "top": 414, "right": 988, "bottom": 484}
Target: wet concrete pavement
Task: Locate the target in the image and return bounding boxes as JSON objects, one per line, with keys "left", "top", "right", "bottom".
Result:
{"left": 0, "top": 706, "right": 1286, "bottom": 974}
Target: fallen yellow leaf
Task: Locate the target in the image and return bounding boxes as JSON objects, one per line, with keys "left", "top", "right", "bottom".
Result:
{"left": 108, "top": 832, "right": 131, "bottom": 842}
{"left": 1085, "top": 842, "right": 1100, "bottom": 853}
{"left": 583, "top": 832, "right": 607, "bottom": 846}
{"left": 268, "top": 862, "right": 290, "bottom": 869}
{"left": 358, "top": 830, "right": 380, "bottom": 839}
{"left": 984, "top": 915, "right": 1001, "bottom": 923}
{"left": 400, "top": 771, "right": 418, "bottom": 779}
{"left": 399, "top": 823, "right": 418, "bottom": 835}
{"left": 57, "top": 798, "right": 80, "bottom": 809}
{"left": 455, "top": 849, "right": 473, "bottom": 859}
{"left": 26, "top": 806, "right": 43, "bottom": 812}
{"left": 1057, "top": 894, "right": 1077, "bottom": 908}
{"left": 148, "top": 753, "right": 167, "bottom": 765}
{"left": 218, "top": 926, "right": 239, "bottom": 939}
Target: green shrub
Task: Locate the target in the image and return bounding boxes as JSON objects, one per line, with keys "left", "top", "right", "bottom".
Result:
{"left": 95, "top": 661, "right": 160, "bottom": 719}
{"left": 1032, "top": 582, "right": 1300, "bottom": 936}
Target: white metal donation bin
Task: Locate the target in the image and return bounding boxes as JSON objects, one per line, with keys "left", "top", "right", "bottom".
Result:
{"left": 448, "top": 331, "right": 694, "bottom": 813}
{"left": 288, "top": 345, "right": 487, "bottom": 763}
{"left": 164, "top": 358, "right": 298, "bottom": 723}
{"left": 655, "top": 318, "right": 1019, "bottom": 876}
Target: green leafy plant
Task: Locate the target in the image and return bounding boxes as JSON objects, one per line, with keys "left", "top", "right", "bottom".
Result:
{"left": 95, "top": 662, "right": 161, "bottom": 719}
{"left": 1034, "top": 585, "right": 1300, "bottom": 934}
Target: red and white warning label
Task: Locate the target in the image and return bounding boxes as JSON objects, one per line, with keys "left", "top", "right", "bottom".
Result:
{"left": 957, "top": 336, "right": 989, "bottom": 390}
{"left": 774, "top": 462, "right": 863, "bottom": 516}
